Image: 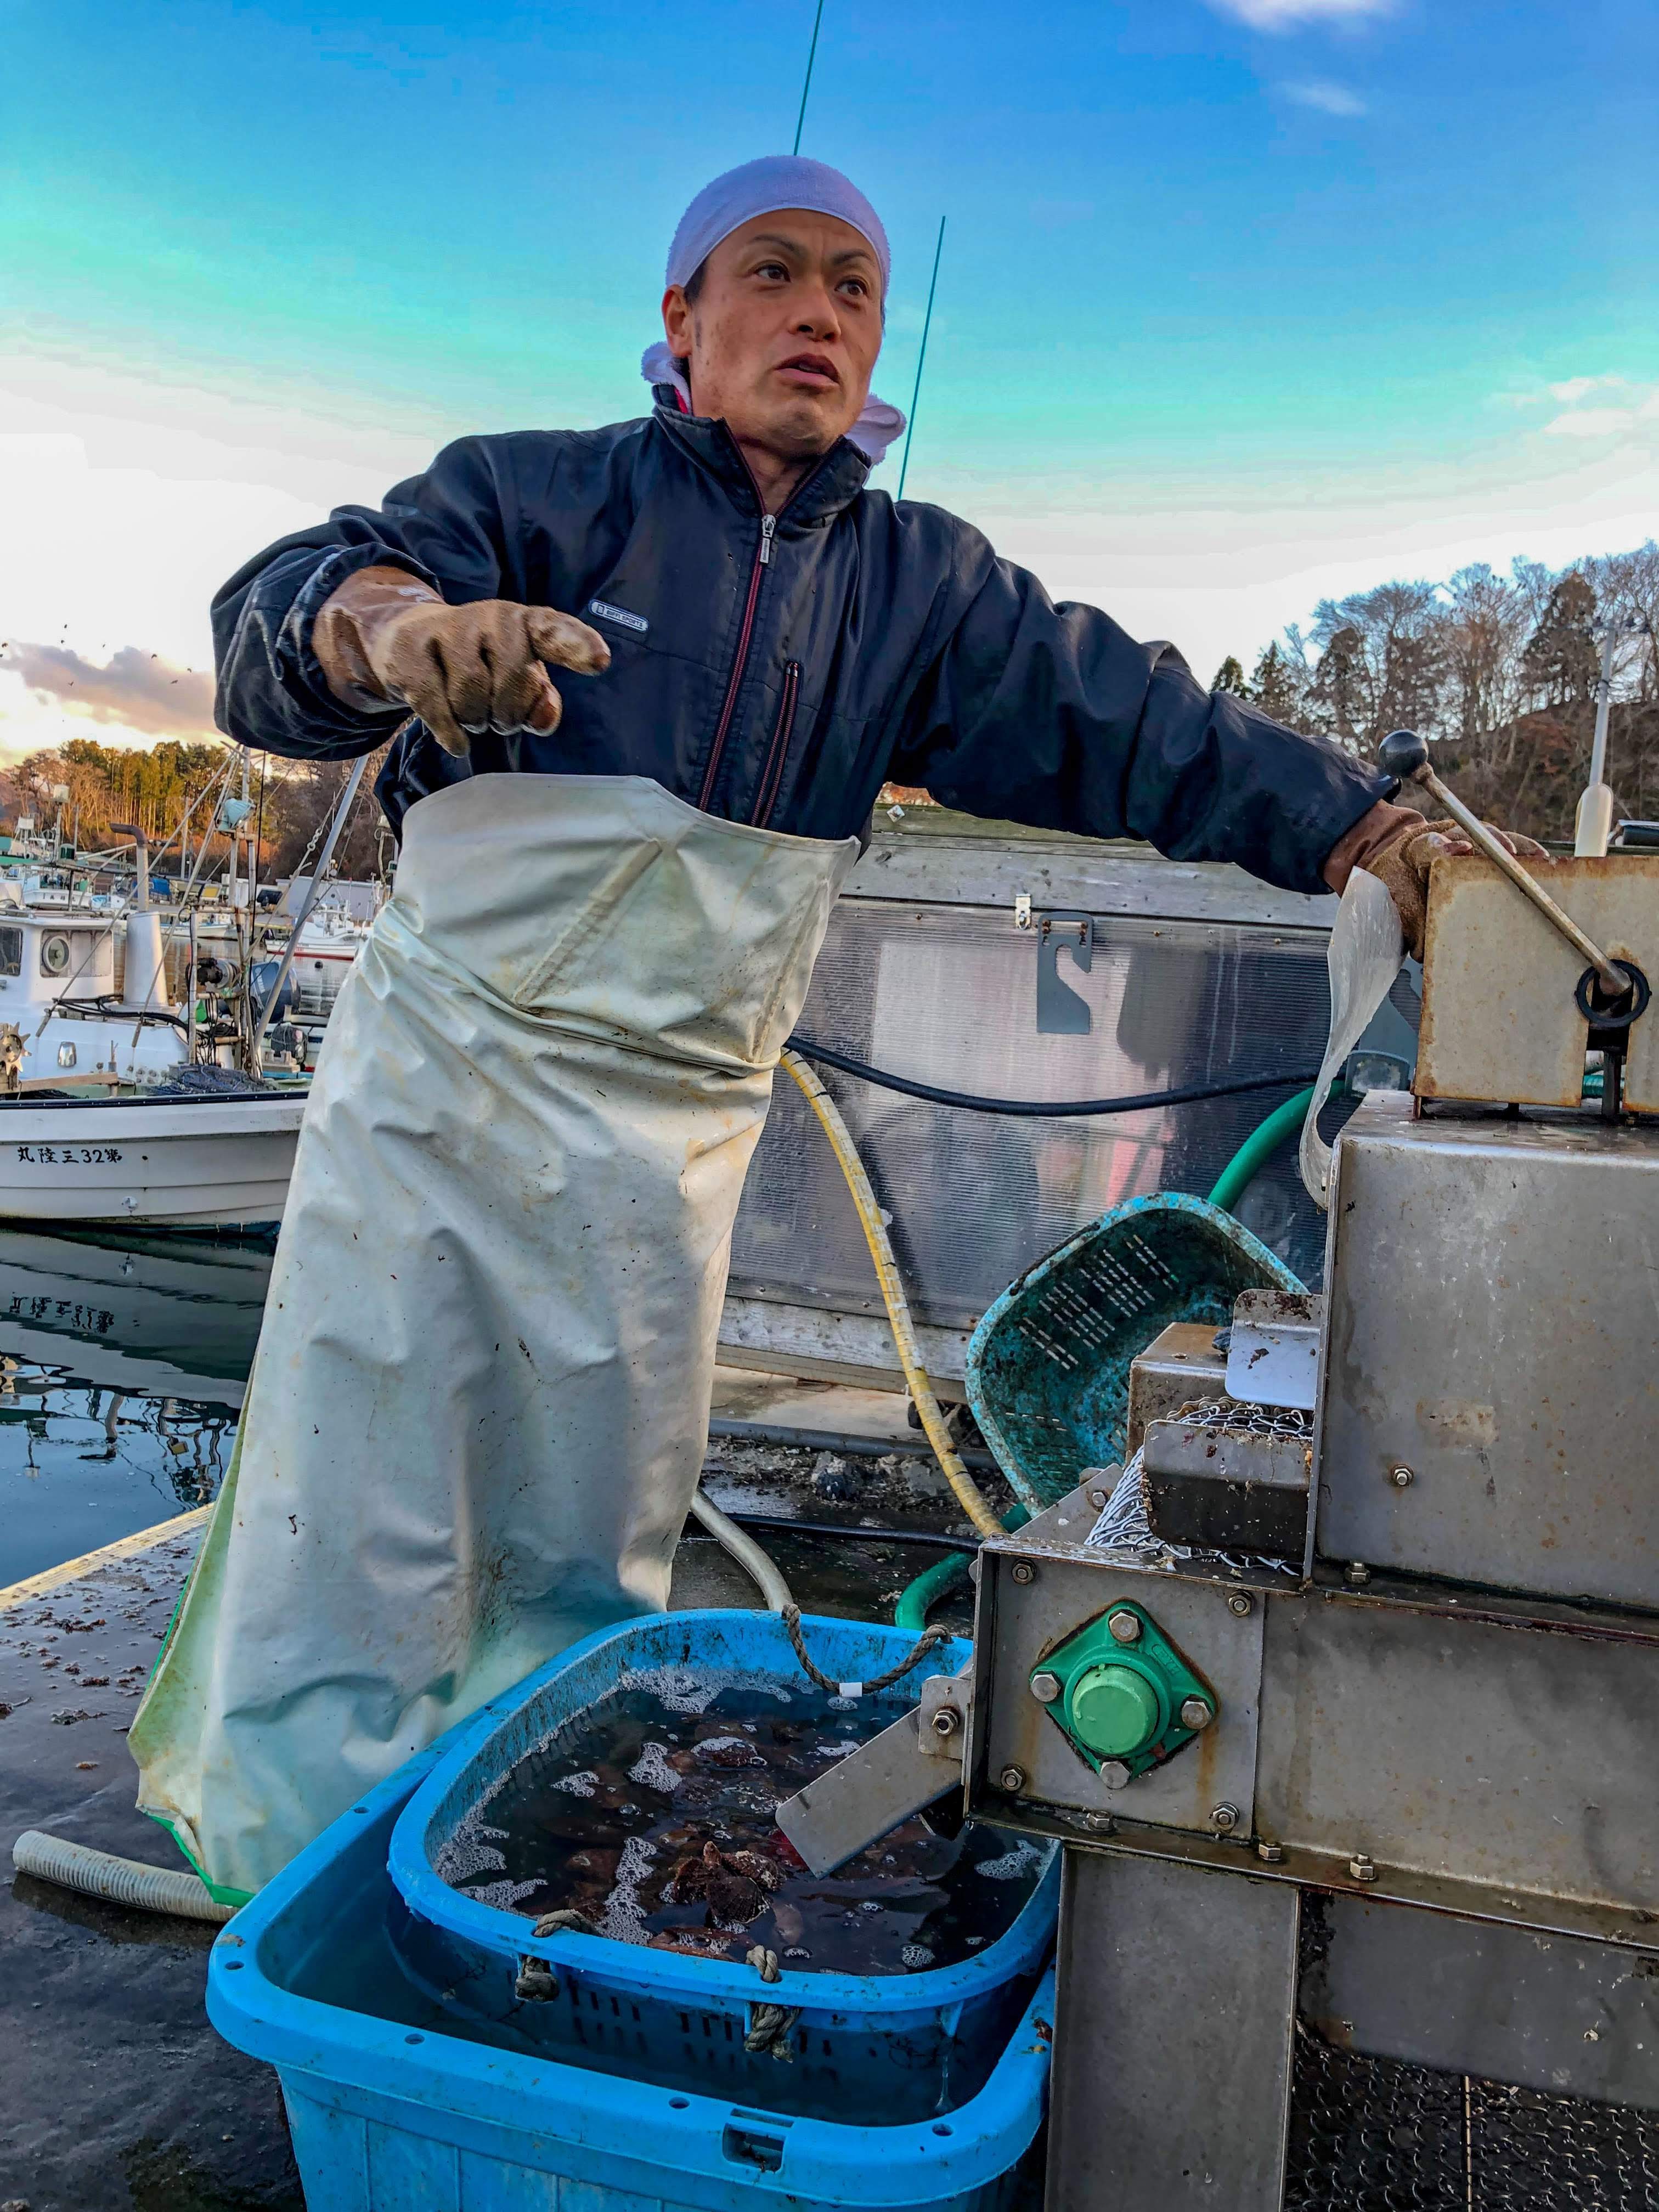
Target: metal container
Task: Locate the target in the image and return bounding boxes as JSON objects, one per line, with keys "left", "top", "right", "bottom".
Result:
{"left": 1315, "top": 1096, "right": 1659, "bottom": 1607}
{"left": 724, "top": 816, "right": 1340, "bottom": 1388}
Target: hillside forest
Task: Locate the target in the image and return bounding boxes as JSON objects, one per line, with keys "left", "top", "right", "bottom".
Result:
{"left": 2, "top": 540, "right": 1655, "bottom": 872}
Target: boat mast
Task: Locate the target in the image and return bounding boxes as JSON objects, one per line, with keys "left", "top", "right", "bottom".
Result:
{"left": 248, "top": 753, "right": 371, "bottom": 1066}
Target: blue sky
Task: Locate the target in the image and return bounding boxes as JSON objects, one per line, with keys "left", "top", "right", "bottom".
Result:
{"left": 2, "top": 0, "right": 1655, "bottom": 748}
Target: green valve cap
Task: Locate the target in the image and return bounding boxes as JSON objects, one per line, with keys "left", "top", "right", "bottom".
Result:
{"left": 1067, "top": 1664, "right": 1162, "bottom": 1758}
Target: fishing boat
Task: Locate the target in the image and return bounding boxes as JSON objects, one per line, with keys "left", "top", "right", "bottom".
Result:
{"left": 0, "top": 1074, "right": 306, "bottom": 1231}
{"left": 0, "top": 904, "right": 188, "bottom": 1090}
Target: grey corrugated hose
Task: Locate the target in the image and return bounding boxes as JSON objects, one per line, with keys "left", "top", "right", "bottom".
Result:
{"left": 12, "top": 1829, "right": 235, "bottom": 1924}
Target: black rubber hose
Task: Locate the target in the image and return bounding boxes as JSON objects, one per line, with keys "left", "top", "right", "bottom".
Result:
{"left": 784, "top": 1035, "right": 1321, "bottom": 1119}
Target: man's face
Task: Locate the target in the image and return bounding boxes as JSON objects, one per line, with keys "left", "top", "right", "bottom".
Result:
{"left": 661, "top": 211, "right": 883, "bottom": 461}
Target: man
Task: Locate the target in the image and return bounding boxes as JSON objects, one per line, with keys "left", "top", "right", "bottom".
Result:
{"left": 132, "top": 155, "right": 1500, "bottom": 1899}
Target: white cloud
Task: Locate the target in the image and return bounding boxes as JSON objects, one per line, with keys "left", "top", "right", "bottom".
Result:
{"left": 1207, "top": 0, "right": 1393, "bottom": 30}
{"left": 1, "top": 644, "right": 217, "bottom": 739}
{"left": 1548, "top": 375, "right": 1625, "bottom": 404}
{"left": 1536, "top": 377, "right": 1659, "bottom": 443}
{"left": 961, "top": 440, "right": 1659, "bottom": 686}
{"left": 1282, "top": 78, "right": 1367, "bottom": 114}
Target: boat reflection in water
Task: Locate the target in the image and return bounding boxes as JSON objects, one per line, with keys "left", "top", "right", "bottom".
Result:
{"left": 0, "top": 1226, "right": 269, "bottom": 1587}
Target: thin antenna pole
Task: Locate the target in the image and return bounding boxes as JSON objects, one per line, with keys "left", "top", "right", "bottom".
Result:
{"left": 896, "top": 216, "right": 946, "bottom": 502}
{"left": 792, "top": 0, "right": 826, "bottom": 156}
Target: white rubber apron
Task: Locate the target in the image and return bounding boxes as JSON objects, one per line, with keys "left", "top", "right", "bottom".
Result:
{"left": 132, "top": 774, "right": 857, "bottom": 1900}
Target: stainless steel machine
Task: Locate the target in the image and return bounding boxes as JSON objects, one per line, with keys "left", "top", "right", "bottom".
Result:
{"left": 780, "top": 744, "right": 1659, "bottom": 2207}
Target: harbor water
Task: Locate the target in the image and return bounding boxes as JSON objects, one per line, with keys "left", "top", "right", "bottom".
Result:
{"left": 0, "top": 1227, "right": 267, "bottom": 1587}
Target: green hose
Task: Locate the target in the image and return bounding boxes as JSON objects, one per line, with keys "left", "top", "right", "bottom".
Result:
{"left": 893, "top": 1502, "right": 1029, "bottom": 1630}
{"left": 893, "top": 1081, "right": 1322, "bottom": 1633}
{"left": 1205, "top": 1084, "right": 1317, "bottom": 1214}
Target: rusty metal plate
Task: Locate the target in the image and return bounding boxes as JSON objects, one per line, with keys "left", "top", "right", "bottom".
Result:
{"left": 1125, "top": 1322, "right": 1229, "bottom": 1455}
{"left": 1418, "top": 853, "right": 1659, "bottom": 1109}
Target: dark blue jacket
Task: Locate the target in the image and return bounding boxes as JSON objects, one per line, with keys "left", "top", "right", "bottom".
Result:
{"left": 213, "top": 400, "right": 1391, "bottom": 890}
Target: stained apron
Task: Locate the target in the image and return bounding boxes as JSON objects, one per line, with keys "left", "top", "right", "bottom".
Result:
{"left": 131, "top": 774, "right": 858, "bottom": 1899}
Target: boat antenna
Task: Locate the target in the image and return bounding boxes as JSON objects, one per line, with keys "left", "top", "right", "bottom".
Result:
{"left": 792, "top": 0, "right": 826, "bottom": 155}
{"left": 896, "top": 216, "right": 946, "bottom": 503}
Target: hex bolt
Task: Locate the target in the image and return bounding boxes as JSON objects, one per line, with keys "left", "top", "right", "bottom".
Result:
{"left": 1107, "top": 1608, "right": 1142, "bottom": 1644}
{"left": 1029, "top": 1671, "right": 1062, "bottom": 1705}
{"left": 1256, "top": 1841, "right": 1286, "bottom": 1865}
{"left": 1227, "top": 1592, "right": 1254, "bottom": 1617}
{"left": 930, "top": 1705, "right": 962, "bottom": 1739}
{"left": 998, "top": 1764, "right": 1028, "bottom": 1793}
{"left": 1010, "top": 1562, "right": 1036, "bottom": 1587}
{"left": 1210, "top": 1803, "right": 1241, "bottom": 1833}
{"left": 1349, "top": 1852, "right": 1379, "bottom": 1883}
{"left": 1087, "top": 1487, "right": 1109, "bottom": 1510}
{"left": 1345, "top": 1560, "right": 1372, "bottom": 1587}
{"left": 1099, "top": 1760, "right": 1132, "bottom": 1789}
{"left": 1388, "top": 1464, "right": 1415, "bottom": 1490}
{"left": 1179, "top": 1696, "right": 1213, "bottom": 1731}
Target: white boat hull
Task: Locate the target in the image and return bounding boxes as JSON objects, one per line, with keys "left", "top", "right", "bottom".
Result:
{"left": 0, "top": 1094, "right": 306, "bottom": 1227}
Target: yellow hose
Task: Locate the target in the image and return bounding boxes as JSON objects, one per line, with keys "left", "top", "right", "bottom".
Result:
{"left": 780, "top": 1049, "right": 1003, "bottom": 1541}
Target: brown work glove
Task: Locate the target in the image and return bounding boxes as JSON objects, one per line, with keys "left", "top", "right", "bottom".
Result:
{"left": 1323, "top": 800, "right": 1548, "bottom": 961}
{"left": 312, "top": 564, "right": 610, "bottom": 758}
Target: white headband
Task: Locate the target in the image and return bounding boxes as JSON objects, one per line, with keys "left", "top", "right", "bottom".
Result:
{"left": 666, "top": 154, "right": 890, "bottom": 294}
{"left": 648, "top": 155, "right": 905, "bottom": 467}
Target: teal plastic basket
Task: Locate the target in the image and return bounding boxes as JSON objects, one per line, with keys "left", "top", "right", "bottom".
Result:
{"left": 208, "top": 1746, "right": 1054, "bottom": 2212}
{"left": 387, "top": 1610, "right": 1058, "bottom": 2126}
{"left": 964, "top": 1191, "right": 1304, "bottom": 1512}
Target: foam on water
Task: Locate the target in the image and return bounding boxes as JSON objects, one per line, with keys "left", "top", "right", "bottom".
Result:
{"left": 621, "top": 1664, "right": 738, "bottom": 1716}
{"left": 975, "top": 1839, "right": 1043, "bottom": 1882}
{"left": 596, "top": 1833, "right": 661, "bottom": 1944}
{"left": 627, "top": 1741, "right": 680, "bottom": 1793}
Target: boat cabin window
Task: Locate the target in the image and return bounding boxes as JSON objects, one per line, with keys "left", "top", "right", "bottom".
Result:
{"left": 40, "top": 932, "right": 74, "bottom": 978}
{"left": 0, "top": 926, "right": 19, "bottom": 978}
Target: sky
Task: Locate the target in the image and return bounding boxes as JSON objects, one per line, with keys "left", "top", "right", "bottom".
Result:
{"left": 1, "top": 0, "right": 1655, "bottom": 759}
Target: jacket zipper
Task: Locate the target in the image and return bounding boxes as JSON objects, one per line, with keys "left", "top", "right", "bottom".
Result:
{"left": 697, "top": 511, "right": 775, "bottom": 812}
{"left": 752, "top": 661, "right": 801, "bottom": 827}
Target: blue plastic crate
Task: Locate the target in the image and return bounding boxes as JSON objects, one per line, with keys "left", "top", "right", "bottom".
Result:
{"left": 966, "top": 1190, "right": 1305, "bottom": 1511}
{"left": 208, "top": 1745, "right": 1055, "bottom": 2212}
{"left": 386, "top": 1610, "right": 1059, "bottom": 2125}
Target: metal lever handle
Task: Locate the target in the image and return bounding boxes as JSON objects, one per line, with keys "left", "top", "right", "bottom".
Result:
{"left": 1378, "top": 729, "right": 1627, "bottom": 999}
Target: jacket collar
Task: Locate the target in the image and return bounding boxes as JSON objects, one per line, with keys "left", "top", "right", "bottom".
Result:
{"left": 651, "top": 397, "right": 871, "bottom": 527}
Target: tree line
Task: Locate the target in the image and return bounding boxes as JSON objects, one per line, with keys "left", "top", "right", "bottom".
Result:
{"left": 5, "top": 538, "right": 1655, "bottom": 866}
{"left": 0, "top": 739, "right": 390, "bottom": 884}
{"left": 1210, "top": 540, "right": 1659, "bottom": 843}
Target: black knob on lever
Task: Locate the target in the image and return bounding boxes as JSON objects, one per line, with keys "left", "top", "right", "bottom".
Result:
{"left": 1378, "top": 728, "right": 1429, "bottom": 785}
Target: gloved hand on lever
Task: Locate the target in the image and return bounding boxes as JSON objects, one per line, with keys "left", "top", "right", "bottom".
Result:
{"left": 1323, "top": 799, "right": 1547, "bottom": 962}
{"left": 314, "top": 564, "right": 610, "bottom": 758}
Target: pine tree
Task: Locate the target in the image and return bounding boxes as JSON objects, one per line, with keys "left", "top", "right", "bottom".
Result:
{"left": 1521, "top": 573, "right": 1600, "bottom": 707}
{"left": 1250, "top": 641, "right": 1305, "bottom": 727}
{"left": 1211, "top": 656, "right": 1249, "bottom": 695}
{"left": 1308, "top": 626, "right": 1371, "bottom": 751}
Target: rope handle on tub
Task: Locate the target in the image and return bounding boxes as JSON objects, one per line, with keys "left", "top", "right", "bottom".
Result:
{"left": 780, "top": 1603, "right": 952, "bottom": 1699}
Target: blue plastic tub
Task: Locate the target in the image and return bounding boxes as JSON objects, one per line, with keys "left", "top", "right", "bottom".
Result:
{"left": 208, "top": 1743, "right": 1056, "bottom": 2212}
{"left": 966, "top": 1190, "right": 1305, "bottom": 1511}
{"left": 386, "top": 1610, "right": 1059, "bottom": 2125}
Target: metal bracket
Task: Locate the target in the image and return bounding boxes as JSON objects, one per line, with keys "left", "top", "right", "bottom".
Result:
{"left": 1224, "top": 1290, "right": 1324, "bottom": 1411}
{"left": 774, "top": 1667, "right": 971, "bottom": 1873}
{"left": 1036, "top": 910, "right": 1094, "bottom": 1035}
{"left": 917, "top": 1669, "right": 973, "bottom": 1761}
